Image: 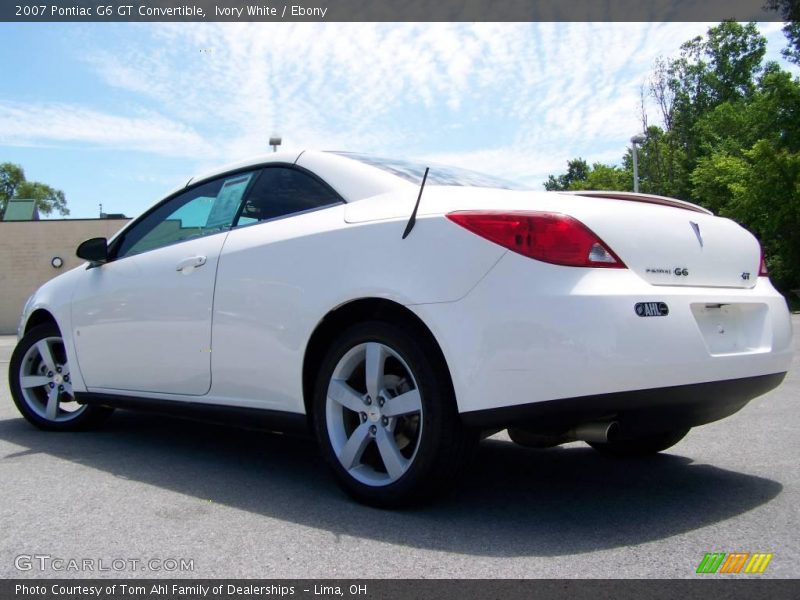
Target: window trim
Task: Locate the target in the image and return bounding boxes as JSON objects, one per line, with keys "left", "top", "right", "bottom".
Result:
{"left": 107, "top": 162, "right": 344, "bottom": 262}
{"left": 109, "top": 169, "right": 258, "bottom": 261}
{"left": 230, "top": 200, "right": 345, "bottom": 231}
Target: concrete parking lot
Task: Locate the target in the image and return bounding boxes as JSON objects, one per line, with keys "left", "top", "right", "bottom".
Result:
{"left": 0, "top": 316, "right": 798, "bottom": 579}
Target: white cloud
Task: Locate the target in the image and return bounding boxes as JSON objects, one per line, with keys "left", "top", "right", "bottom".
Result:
{"left": 0, "top": 102, "right": 213, "bottom": 157}
{"left": 2, "top": 21, "right": 792, "bottom": 187}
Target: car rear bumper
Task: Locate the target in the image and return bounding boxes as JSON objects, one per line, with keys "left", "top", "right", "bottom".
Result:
{"left": 411, "top": 252, "right": 794, "bottom": 418}
{"left": 459, "top": 372, "right": 787, "bottom": 433}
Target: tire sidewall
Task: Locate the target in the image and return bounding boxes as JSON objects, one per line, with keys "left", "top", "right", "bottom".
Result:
{"left": 312, "top": 321, "right": 457, "bottom": 506}
{"left": 9, "top": 324, "right": 109, "bottom": 431}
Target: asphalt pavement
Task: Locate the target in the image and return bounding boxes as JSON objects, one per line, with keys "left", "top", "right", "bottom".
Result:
{"left": 0, "top": 316, "right": 798, "bottom": 579}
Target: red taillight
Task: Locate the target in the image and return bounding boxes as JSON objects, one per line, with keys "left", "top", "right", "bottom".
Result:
{"left": 446, "top": 210, "right": 626, "bottom": 268}
{"left": 759, "top": 249, "right": 768, "bottom": 277}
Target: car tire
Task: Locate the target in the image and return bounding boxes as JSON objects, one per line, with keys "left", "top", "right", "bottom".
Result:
{"left": 588, "top": 428, "right": 690, "bottom": 458}
{"left": 312, "top": 320, "right": 478, "bottom": 508}
{"left": 9, "top": 324, "right": 113, "bottom": 431}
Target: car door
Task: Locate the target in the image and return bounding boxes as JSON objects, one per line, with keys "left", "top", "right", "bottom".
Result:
{"left": 71, "top": 171, "right": 255, "bottom": 396}
{"left": 209, "top": 166, "right": 345, "bottom": 409}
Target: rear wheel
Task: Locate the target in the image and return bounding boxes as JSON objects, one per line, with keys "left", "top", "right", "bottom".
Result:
{"left": 312, "top": 321, "right": 477, "bottom": 507}
{"left": 588, "top": 428, "right": 689, "bottom": 458}
{"left": 9, "top": 324, "right": 113, "bottom": 431}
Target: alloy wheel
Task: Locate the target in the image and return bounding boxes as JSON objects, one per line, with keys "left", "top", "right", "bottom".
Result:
{"left": 325, "top": 342, "right": 423, "bottom": 486}
{"left": 18, "top": 335, "right": 85, "bottom": 423}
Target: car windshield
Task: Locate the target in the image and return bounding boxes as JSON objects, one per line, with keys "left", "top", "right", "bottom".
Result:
{"left": 329, "top": 151, "right": 530, "bottom": 191}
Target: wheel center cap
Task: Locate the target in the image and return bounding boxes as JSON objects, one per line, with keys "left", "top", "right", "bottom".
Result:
{"left": 367, "top": 407, "right": 381, "bottom": 422}
{"left": 53, "top": 374, "right": 63, "bottom": 384}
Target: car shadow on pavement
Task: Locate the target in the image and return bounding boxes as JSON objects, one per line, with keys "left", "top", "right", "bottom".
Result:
{"left": 0, "top": 410, "right": 782, "bottom": 557}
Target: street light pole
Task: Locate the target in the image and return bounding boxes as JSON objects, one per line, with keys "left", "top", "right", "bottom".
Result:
{"left": 269, "top": 136, "right": 282, "bottom": 153}
{"left": 630, "top": 133, "right": 646, "bottom": 193}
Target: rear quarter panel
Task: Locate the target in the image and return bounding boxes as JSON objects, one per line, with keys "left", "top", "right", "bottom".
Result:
{"left": 208, "top": 203, "right": 506, "bottom": 412}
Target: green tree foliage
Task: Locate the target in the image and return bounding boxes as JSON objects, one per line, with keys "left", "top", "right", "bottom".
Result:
{"left": 765, "top": 0, "right": 800, "bottom": 65}
{"left": 544, "top": 158, "right": 590, "bottom": 191}
{"left": 725, "top": 141, "right": 800, "bottom": 291}
{"left": 545, "top": 159, "right": 631, "bottom": 192}
{"left": 632, "top": 126, "right": 689, "bottom": 198}
{"left": 0, "top": 162, "right": 25, "bottom": 203}
{"left": 666, "top": 21, "right": 766, "bottom": 172}
{"left": 581, "top": 163, "right": 632, "bottom": 191}
{"left": 544, "top": 21, "right": 800, "bottom": 296}
{"left": 0, "top": 162, "right": 69, "bottom": 218}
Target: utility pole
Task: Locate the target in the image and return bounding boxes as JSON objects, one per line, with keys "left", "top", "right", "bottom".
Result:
{"left": 630, "top": 133, "right": 646, "bottom": 193}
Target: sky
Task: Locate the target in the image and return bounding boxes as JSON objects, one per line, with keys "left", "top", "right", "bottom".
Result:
{"left": 0, "top": 21, "right": 797, "bottom": 219}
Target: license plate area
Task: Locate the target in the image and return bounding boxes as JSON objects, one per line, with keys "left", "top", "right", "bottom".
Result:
{"left": 690, "top": 303, "right": 771, "bottom": 356}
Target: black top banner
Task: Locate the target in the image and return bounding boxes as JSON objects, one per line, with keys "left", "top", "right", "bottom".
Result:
{"left": 0, "top": 0, "right": 787, "bottom": 22}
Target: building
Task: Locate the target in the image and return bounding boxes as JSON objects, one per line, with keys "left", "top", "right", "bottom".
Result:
{"left": 3, "top": 199, "right": 40, "bottom": 221}
{"left": 0, "top": 217, "right": 130, "bottom": 334}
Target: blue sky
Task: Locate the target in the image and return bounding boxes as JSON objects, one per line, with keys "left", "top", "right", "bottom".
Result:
{"left": 0, "top": 22, "right": 797, "bottom": 219}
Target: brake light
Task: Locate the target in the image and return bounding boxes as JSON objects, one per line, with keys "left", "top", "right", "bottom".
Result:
{"left": 446, "top": 210, "right": 626, "bottom": 268}
{"left": 759, "top": 249, "right": 768, "bottom": 277}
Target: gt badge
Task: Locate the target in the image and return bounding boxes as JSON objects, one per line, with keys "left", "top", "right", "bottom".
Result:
{"left": 635, "top": 302, "right": 669, "bottom": 317}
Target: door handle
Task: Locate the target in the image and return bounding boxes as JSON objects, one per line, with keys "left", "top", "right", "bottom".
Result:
{"left": 176, "top": 255, "right": 207, "bottom": 273}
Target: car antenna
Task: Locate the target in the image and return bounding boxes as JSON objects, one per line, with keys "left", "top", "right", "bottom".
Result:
{"left": 402, "top": 167, "right": 429, "bottom": 239}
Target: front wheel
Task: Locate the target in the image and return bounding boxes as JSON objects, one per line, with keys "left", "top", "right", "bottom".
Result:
{"left": 9, "top": 324, "right": 113, "bottom": 431}
{"left": 588, "top": 428, "right": 690, "bottom": 458}
{"left": 312, "top": 321, "right": 477, "bottom": 507}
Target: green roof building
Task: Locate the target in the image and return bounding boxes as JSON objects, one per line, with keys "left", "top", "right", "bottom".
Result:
{"left": 2, "top": 199, "right": 39, "bottom": 221}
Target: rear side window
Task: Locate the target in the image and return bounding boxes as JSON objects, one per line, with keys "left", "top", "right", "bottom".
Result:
{"left": 235, "top": 167, "right": 341, "bottom": 226}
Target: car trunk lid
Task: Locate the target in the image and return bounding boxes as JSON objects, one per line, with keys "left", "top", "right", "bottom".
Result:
{"left": 556, "top": 193, "right": 761, "bottom": 289}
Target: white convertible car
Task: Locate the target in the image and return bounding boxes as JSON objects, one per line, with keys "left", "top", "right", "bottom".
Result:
{"left": 10, "top": 151, "right": 793, "bottom": 506}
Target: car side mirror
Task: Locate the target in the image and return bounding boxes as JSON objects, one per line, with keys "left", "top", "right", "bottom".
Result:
{"left": 76, "top": 237, "right": 109, "bottom": 264}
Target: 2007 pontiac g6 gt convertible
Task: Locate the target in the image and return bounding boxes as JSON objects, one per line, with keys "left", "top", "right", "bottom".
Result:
{"left": 10, "top": 151, "right": 793, "bottom": 506}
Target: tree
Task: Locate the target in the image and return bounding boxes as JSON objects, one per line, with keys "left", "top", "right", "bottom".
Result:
{"left": 543, "top": 21, "right": 800, "bottom": 296}
{"left": 633, "top": 126, "right": 689, "bottom": 198}
{"left": 543, "top": 158, "right": 590, "bottom": 191}
{"left": 722, "top": 141, "right": 800, "bottom": 292}
{"left": 582, "top": 163, "right": 631, "bottom": 191}
{"left": 666, "top": 21, "right": 766, "bottom": 169}
{"left": 765, "top": 0, "right": 800, "bottom": 65}
{"left": 649, "top": 58, "right": 676, "bottom": 131}
{"left": 0, "top": 163, "right": 24, "bottom": 203}
{"left": 543, "top": 159, "right": 631, "bottom": 192}
{"left": 0, "top": 163, "right": 69, "bottom": 218}
{"left": 689, "top": 152, "right": 748, "bottom": 215}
